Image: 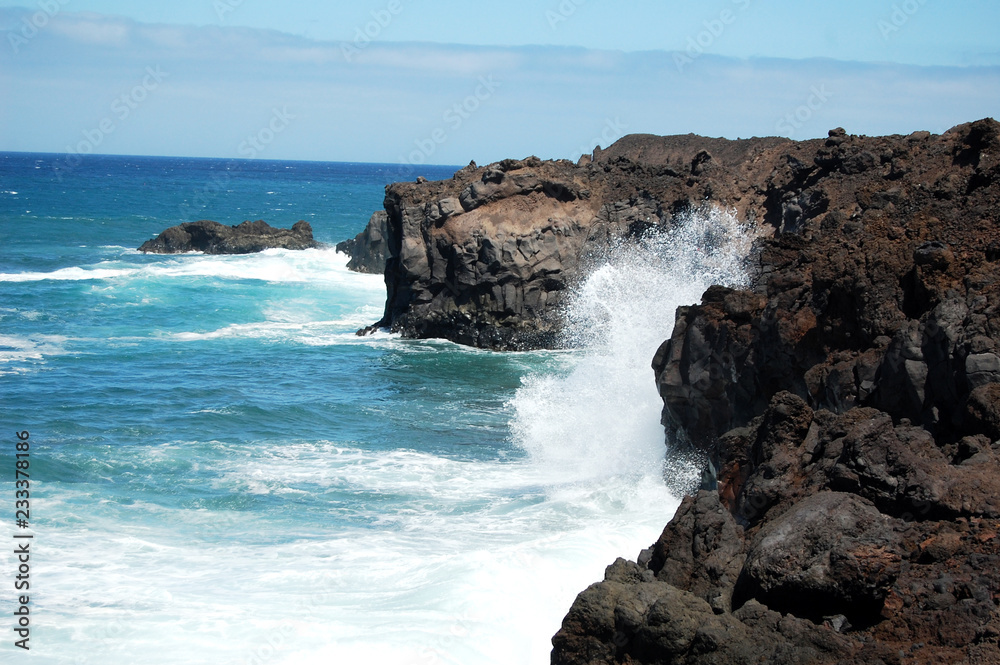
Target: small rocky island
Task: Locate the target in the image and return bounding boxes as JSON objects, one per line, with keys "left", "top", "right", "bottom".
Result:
{"left": 139, "top": 219, "right": 319, "bottom": 254}
{"left": 341, "top": 119, "right": 1000, "bottom": 663}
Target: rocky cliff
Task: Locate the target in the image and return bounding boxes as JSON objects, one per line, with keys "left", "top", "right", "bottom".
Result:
{"left": 139, "top": 219, "right": 319, "bottom": 254}
{"left": 552, "top": 122, "right": 1000, "bottom": 664}
{"left": 343, "top": 119, "right": 1000, "bottom": 663}
{"left": 356, "top": 137, "right": 793, "bottom": 349}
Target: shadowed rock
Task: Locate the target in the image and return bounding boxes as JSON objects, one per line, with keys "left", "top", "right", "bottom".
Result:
{"left": 336, "top": 211, "right": 388, "bottom": 274}
{"left": 139, "top": 220, "right": 319, "bottom": 254}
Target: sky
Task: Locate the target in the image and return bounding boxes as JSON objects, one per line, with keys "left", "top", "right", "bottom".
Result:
{"left": 1, "top": 0, "right": 998, "bottom": 165}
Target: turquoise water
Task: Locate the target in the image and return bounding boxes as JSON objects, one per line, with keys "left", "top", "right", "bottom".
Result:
{"left": 0, "top": 153, "right": 752, "bottom": 664}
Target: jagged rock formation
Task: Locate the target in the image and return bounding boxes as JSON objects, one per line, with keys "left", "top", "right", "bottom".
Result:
{"left": 336, "top": 211, "right": 388, "bottom": 273}
{"left": 358, "top": 140, "right": 800, "bottom": 349}
{"left": 139, "top": 220, "right": 319, "bottom": 254}
{"left": 357, "top": 122, "right": 997, "bottom": 352}
{"left": 552, "top": 121, "right": 1000, "bottom": 664}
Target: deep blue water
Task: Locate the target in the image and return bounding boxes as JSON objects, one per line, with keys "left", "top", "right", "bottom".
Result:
{"left": 0, "top": 152, "right": 702, "bottom": 664}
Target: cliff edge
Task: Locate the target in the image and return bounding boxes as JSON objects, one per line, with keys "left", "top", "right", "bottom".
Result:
{"left": 552, "top": 121, "right": 1000, "bottom": 664}
{"left": 353, "top": 135, "right": 793, "bottom": 349}
{"left": 341, "top": 120, "right": 1000, "bottom": 663}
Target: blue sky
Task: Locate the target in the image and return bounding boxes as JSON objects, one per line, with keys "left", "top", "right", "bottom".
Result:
{"left": 1, "top": 0, "right": 998, "bottom": 164}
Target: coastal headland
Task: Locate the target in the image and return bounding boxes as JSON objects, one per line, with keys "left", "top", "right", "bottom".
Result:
{"left": 342, "top": 119, "right": 1000, "bottom": 663}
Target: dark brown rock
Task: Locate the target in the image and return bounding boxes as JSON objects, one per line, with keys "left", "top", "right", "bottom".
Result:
{"left": 336, "top": 211, "right": 388, "bottom": 273}
{"left": 646, "top": 491, "right": 745, "bottom": 614}
{"left": 139, "top": 219, "right": 319, "bottom": 254}
{"left": 553, "top": 118, "right": 1000, "bottom": 665}
{"left": 552, "top": 558, "right": 853, "bottom": 665}
{"left": 967, "top": 383, "right": 1000, "bottom": 440}
{"left": 354, "top": 119, "right": 1000, "bottom": 354}
{"left": 650, "top": 120, "right": 1000, "bottom": 448}
{"left": 740, "top": 492, "right": 902, "bottom": 626}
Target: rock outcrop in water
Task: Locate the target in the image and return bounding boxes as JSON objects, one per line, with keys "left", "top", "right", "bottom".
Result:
{"left": 139, "top": 219, "right": 319, "bottom": 254}
{"left": 335, "top": 211, "right": 389, "bottom": 273}
{"left": 551, "top": 121, "right": 1000, "bottom": 664}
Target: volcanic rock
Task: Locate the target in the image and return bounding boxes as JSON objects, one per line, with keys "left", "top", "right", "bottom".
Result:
{"left": 139, "top": 219, "right": 319, "bottom": 254}
{"left": 336, "top": 211, "right": 388, "bottom": 273}
{"left": 552, "top": 119, "right": 1000, "bottom": 664}
{"left": 351, "top": 141, "right": 797, "bottom": 349}
{"left": 337, "top": 119, "right": 1000, "bottom": 662}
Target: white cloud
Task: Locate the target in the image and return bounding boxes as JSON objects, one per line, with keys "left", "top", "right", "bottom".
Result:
{"left": 1, "top": 10, "right": 997, "bottom": 164}
{"left": 47, "top": 12, "right": 133, "bottom": 47}
{"left": 356, "top": 45, "right": 526, "bottom": 77}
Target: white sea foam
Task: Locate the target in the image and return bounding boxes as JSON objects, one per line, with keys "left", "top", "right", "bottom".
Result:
{"left": 0, "top": 334, "right": 70, "bottom": 373}
{"left": 0, "top": 266, "right": 140, "bottom": 282}
{"left": 0, "top": 248, "right": 385, "bottom": 290}
{"left": 166, "top": 301, "right": 384, "bottom": 343}
{"left": 29, "top": 441, "right": 680, "bottom": 665}
{"left": 511, "top": 206, "right": 757, "bottom": 483}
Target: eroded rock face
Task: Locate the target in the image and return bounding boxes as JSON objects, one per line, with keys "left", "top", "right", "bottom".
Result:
{"left": 740, "top": 492, "right": 902, "bottom": 625}
{"left": 553, "top": 119, "right": 1000, "bottom": 664}
{"left": 653, "top": 120, "right": 1000, "bottom": 449}
{"left": 355, "top": 120, "right": 1000, "bottom": 358}
{"left": 139, "top": 220, "right": 319, "bottom": 254}
{"left": 729, "top": 399, "right": 1000, "bottom": 660}
{"left": 553, "top": 397, "right": 1000, "bottom": 664}
{"left": 336, "top": 211, "right": 388, "bottom": 274}
{"left": 371, "top": 158, "right": 633, "bottom": 349}
{"left": 358, "top": 138, "right": 802, "bottom": 349}
{"left": 554, "top": 530, "right": 855, "bottom": 665}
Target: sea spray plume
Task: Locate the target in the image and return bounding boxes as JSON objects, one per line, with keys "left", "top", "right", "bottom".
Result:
{"left": 509, "top": 206, "right": 759, "bottom": 490}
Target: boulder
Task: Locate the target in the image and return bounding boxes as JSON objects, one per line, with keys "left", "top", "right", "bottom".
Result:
{"left": 741, "top": 492, "right": 902, "bottom": 625}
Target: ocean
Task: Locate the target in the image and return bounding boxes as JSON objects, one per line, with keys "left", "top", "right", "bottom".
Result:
{"left": 0, "top": 153, "right": 753, "bottom": 664}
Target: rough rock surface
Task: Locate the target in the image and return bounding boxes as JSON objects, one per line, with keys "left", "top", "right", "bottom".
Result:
{"left": 336, "top": 211, "right": 388, "bottom": 273}
{"left": 552, "top": 121, "right": 1000, "bottom": 664}
{"left": 358, "top": 139, "right": 798, "bottom": 349}
{"left": 139, "top": 220, "right": 319, "bottom": 254}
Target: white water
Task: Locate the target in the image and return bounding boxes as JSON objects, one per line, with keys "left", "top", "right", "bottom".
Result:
{"left": 511, "top": 206, "right": 757, "bottom": 483}
{"left": 0, "top": 247, "right": 385, "bottom": 285}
